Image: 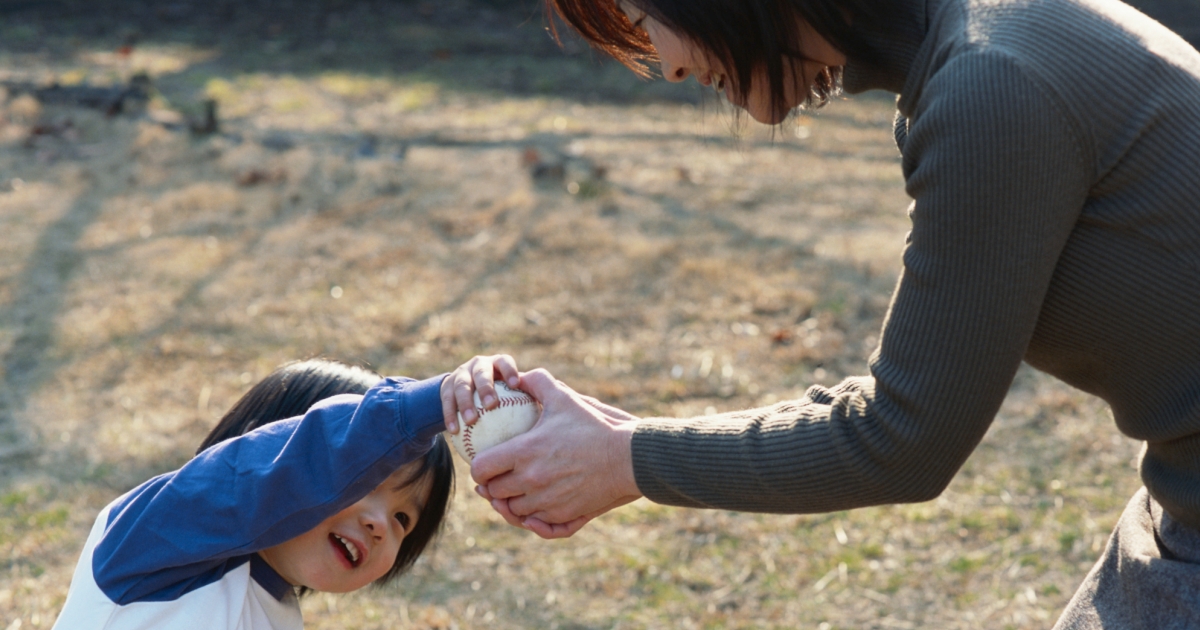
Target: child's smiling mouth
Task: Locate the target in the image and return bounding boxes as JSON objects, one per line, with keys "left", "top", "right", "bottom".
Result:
{"left": 330, "top": 533, "right": 362, "bottom": 567}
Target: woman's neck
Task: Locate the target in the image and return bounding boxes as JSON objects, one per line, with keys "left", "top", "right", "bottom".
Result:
{"left": 842, "top": 0, "right": 936, "bottom": 94}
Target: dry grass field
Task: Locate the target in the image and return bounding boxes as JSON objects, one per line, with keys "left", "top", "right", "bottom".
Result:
{"left": 0, "top": 1, "right": 1145, "bottom": 628}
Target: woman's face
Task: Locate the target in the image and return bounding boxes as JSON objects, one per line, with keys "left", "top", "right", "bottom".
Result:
{"left": 258, "top": 462, "right": 431, "bottom": 593}
{"left": 616, "top": 1, "right": 846, "bottom": 124}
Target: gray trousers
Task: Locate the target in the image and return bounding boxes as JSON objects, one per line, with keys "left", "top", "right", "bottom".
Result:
{"left": 1054, "top": 488, "right": 1200, "bottom": 629}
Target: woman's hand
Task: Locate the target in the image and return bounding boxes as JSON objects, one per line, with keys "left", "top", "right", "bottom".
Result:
{"left": 440, "top": 354, "right": 521, "bottom": 434}
{"left": 470, "top": 369, "right": 643, "bottom": 539}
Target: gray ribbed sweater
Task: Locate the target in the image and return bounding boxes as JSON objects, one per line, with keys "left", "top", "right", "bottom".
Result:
{"left": 631, "top": 0, "right": 1200, "bottom": 529}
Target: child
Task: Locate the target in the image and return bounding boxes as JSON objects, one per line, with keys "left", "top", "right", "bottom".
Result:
{"left": 53, "top": 358, "right": 461, "bottom": 630}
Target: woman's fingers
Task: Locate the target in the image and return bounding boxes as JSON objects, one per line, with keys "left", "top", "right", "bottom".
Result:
{"left": 470, "top": 372, "right": 643, "bottom": 526}
{"left": 519, "top": 497, "right": 632, "bottom": 539}
{"left": 487, "top": 491, "right": 588, "bottom": 538}
{"left": 469, "top": 439, "right": 521, "bottom": 488}
{"left": 489, "top": 497, "right": 527, "bottom": 530}
{"left": 469, "top": 369, "right": 567, "bottom": 486}
{"left": 480, "top": 470, "right": 526, "bottom": 502}
{"left": 522, "top": 515, "right": 592, "bottom": 539}
{"left": 519, "top": 368, "right": 574, "bottom": 409}
{"left": 463, "top": 365, "right": 642, "bottom": 535}
{"left": 521, "top": 496, "right": 638, "bottom": 525}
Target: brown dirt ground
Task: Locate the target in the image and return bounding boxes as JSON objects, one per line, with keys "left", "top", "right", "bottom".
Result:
{"left": 0, "top": 2, "right": 1145, "bottom": 628}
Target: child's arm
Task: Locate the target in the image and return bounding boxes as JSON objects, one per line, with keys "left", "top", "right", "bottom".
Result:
{"left": 440, "top": 354, "right": 522, "bottom": 434}
{"left": 92, "top": 375, "right": 445, "bottom": 604}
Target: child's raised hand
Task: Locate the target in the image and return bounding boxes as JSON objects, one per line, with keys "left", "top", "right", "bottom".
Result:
{"left": 440, "top": 354, "right": 521, "bottom": 434}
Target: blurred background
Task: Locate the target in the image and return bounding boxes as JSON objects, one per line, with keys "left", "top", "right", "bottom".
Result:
{"left": 0, "top": 1, "right": 1194, "bottom": 628}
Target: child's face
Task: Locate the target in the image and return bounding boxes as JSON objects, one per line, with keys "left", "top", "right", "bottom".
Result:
{"left": 259, "top": 461, "right": 432, "bottom": 592}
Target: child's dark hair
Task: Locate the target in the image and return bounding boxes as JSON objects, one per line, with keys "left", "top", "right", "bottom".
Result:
{"left": 197, "top": 358, "right": 454, "bottom": 588}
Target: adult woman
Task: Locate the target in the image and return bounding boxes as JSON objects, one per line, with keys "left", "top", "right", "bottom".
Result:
{"left": 442, "top": 0, "right": 1200, "bottom": 625}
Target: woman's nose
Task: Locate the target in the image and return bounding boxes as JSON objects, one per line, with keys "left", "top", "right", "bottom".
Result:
{"left": 662, "top": 62, "right": 690, "bottom": 83}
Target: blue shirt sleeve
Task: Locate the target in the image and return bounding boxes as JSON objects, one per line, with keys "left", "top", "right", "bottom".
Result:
{"left": 92, "top": 374, "right": 447, "bottom": 604}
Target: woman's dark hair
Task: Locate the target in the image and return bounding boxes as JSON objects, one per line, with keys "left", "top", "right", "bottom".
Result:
{"left": 545, "top": 0, "right": 904, "bottom": 120}
{"left": 197, "top": 358, "right": 455, "bottom": 589}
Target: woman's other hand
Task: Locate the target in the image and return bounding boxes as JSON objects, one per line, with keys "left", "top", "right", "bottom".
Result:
{"left": 440, "top": 354, "right": 521, "bottom": 434}
{"left": 470, "top": 369, "right": 643, "bottom": 539}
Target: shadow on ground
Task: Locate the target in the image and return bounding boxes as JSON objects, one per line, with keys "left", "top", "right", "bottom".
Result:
{"left": 0, "top": 0, "right": 702, "bottom": 107}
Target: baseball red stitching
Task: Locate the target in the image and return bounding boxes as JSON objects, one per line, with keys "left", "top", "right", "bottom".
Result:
{"left": 490, "top": 393, "right": 535, "bottom": 409}
{"left": 461, "top": 390, "right": 535, "bottom": 460}
{"left": 462, "top": 424, "right": 476, "bottom": 460}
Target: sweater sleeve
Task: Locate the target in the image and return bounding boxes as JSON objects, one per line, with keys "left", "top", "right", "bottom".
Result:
{"left": 92, "top": 374, "right": 446, "bottom": 604}
{"left": 631, "top": 51, "right": 1093, "bottom": 512}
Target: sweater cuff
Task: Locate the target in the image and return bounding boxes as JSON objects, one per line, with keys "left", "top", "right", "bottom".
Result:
{"left": 630, "top": 416, "right": 719, "bottom": 509}
{"left": 389, "top": 374, "right": 448, "bottom": 443}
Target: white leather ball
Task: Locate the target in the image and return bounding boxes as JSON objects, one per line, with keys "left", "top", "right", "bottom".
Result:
{"left": 448, "top": 382, "right": 539, "bottom": 462}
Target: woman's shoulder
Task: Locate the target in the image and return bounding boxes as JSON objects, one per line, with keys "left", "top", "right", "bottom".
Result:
{"left": 905, "top": 0, "right": 1200, "bottom": 146}
{"left": 924, "top": 0, "right": 1199, "bottom": 82}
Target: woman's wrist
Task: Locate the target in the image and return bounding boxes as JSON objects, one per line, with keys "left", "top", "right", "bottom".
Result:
{"left": 609, "top": 420, "right": 643, "bottom": 500}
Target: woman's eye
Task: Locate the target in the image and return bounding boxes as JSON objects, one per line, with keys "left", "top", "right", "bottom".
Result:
{"left": 395, "top": 512, "right": 411, "bottom": 529}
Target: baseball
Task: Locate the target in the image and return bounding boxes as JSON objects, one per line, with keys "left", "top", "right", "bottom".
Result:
{"left": 448, "top": 382, "right": 540, "bottom": 462}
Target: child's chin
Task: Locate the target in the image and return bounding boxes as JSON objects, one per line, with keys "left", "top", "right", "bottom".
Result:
{"left": 322, "top": 577, "right": 374, "bottom": 594}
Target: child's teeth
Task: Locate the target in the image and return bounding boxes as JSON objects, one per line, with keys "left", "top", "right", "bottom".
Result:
{"left": 336, "top": 534, "right": 359, "bottom": 563}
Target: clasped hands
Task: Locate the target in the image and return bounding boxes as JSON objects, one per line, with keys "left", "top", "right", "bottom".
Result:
{"left": 439, "top": 355, "right": 643, "bottom": 539}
